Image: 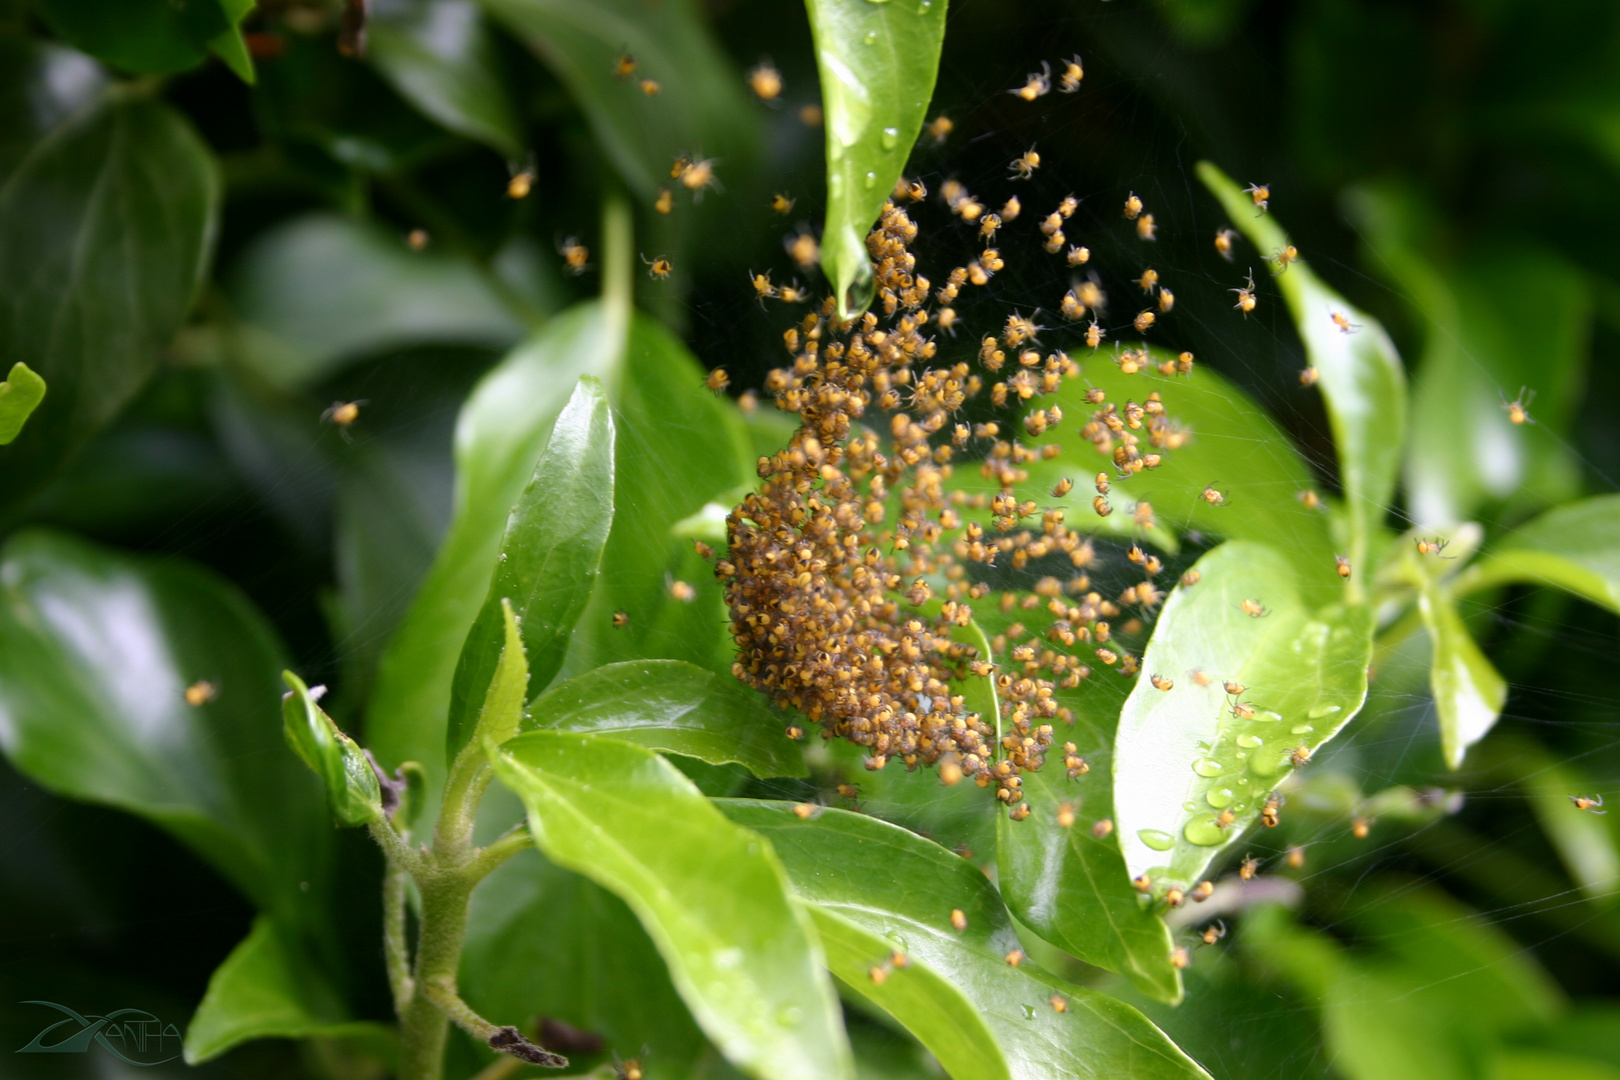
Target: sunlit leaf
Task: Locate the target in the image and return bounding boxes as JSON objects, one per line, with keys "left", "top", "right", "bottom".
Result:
{"left": 996, "top": 671, "right": 1182, "bottom": 1005}
{"left": 1113, "top": 540, "right": 1373, "bottom": 889}
{"left": 1417, "top": 579, "right": 1506, "bottom": 770}
{"left": 368, "top": 299, "right": 626, "bottom": 813}
{"left": 1198, "top": 161, "right": 1406, "bottom": 586}
{"left": 490, "top": 731, "right": 854, "bottom": 1080}
{"left": 1462, "top": 494, "right": 1620, "bottom": 613}
{"left": 0, "top": 361, "right": 46, "bottom": 445}
{"left": 0, "top": 530, "right": 329, "bottom": 929}
{"left": 0, "top": 96, "right": 218, "bottom": 512}
{"left": 185, "top": 917, "right": 392, "bottom": 1065}
{"left": 1016, "top": 346, "right": 1340, "bottom": 592}
{"left": 448, "top": 377, "right": 615, "bottom": 756}
{"left": 0, "top": 34, "right": 108, "bottom": 184}
{"left": 1350, "top": 188, "right": 1587, "bottom": 525}
{"left": 720, "top": 802, "right": 1212, "bottom": 1080}
{"left": 805, "top": 0, "right": 947, "bottom": 317}
{"left": 208, "top": 0, "right": 256, "bottom": 84}
{"left": 369, "top": 0, "right": 524, "bottom": 157}
{"left": 527, "top": 659, "right": 806, "bottom": 778}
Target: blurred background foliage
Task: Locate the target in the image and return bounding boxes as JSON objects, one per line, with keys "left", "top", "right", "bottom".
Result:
{"left": 1, "top": 0, "right": 1618, "bottom": 1076}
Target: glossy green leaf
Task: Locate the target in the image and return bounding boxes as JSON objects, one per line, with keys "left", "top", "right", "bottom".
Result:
{"left": 1489, "top": 1050, "right": 1620, "bottom": 1080}
{"left": 461, "top": 848, "right": 720, "bottom": 1073}
{"left": 185, "top": 916, "right": 393, "bottom": 1064}
{"left": 281, "top": 671, "right": 383, "bottom": 827}
{"left": 1465, "top": 494, "right": 1620, "bottom": 613}
{"left": 0, "top": 530, "right": 329, "bottom": 929}
{"left": 805, "top": 0, "right": 947, "bottom": 317}
{"left": 721, "top": 802, "right": 1211, "bottom": 1080}
{"left": 0, "top": 96, "right": 218, "bottom": 512}
{"left": 1015, "top": 346, "right": 1341, "bottom": 593}
{"left": 1198, "top": 161, "right": 1407, "bottom": 581}
{"left": 1113, "top": 540, "right": 1374, "bottom": 889}
{"left": 478, "top": 0, "right": 757, "bottom": 197}
{"left": 997, "top": 671, "right": 1182, "bottom": 1005}
{"left": 228, "top": 212, "right": 529, "bottom": 390}
{"left": 31, "top": 0, "right": 231, "bottom": 74}
{"left": 1351, "top": 189, "right": 1587, "bottom": 525}
{"left": 369, "top": 0, "right": 524, "bottom": 158}
{"left": 490, "top": 731, "right": 853, "bottom": 1080}
{"left": 527, "top": 659, "right": 806, "bottom": 777}
{"left": 449, "top": 377, "right": 615, "bottom": 756}
{"left": 1417, "top": 580, "right": 1506, "bottom": 769}
{"left": 471, "top": 598, "right": 529, "bottom": 751}
{"left": 562, "top": 313, "right": 755, "bottom": 678}
{"left": 0, "top": 34, "right": 109, "bottom": 184}
{"left": 0, "top": 361, "right": 46, "bottom": 445}
{"left": 368, "top": 299, "right": 627, "bottom": 809}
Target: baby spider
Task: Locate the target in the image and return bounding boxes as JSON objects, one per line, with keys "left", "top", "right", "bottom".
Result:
{"left": 1200, "top": 484, "right": 1227, "bottom": 507}
{"left": 748, "top": 270, "right": 778, "bottom": 304}
{"left": 1570, "top": 794, "right": 1607, "bottom": 814}
{"left": 1058, "top": 54, "right": 1084, "bottom": 92}
{"left": 1243, "top": 181, "right": 1270, "bottom": 213}
{"left": 642, "top": 253, "right": 672, "bottom": 279}
{"left": 1214, "top": 226, "right": 1237, "bottom": 260}
{"left": 1330, "top": 310, "right": 1362, "bottom": 334}
{"left": 1010, "top": 61, "right": 1051, "bottom": 100}
{"left": 1503, "top": 386, "right": 1536, "bottom": 425}
{"left": 1270, "top": 244, "right": 1299, "bottom": 274}
{"left": 1239, "top": 853, "right": 1260, "bottom": 880}
{"left": 1230, "top": 270, "right": 1258, "bottom": 315}
{"left": 1200, "top": 920, "right": 1228, "bottom": 946}
{"left": 1009, "top": 147, "right": 1041, "bottom": 180}
{"left": 1240, "top": 598, "right": 1268, "bottom": 617}
{"left": 1123, "top": 191, "right": 1144, "bottom": 219}
{"left": 1414, "top": 536, "right": 1454, "bottom": 559}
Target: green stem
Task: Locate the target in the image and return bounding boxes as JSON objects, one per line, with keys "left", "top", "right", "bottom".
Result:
{"left": 398, "top": 870, "right": 476, "bottom": 1080}
{"left": 600, "top": 191, "right": 633, "bottom": 348}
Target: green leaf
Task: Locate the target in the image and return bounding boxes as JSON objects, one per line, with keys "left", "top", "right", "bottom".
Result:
{"left": 1489, "top": 1050, "right": 1620, "bottom": 1080}
{"left": 462, "top": 848, "right": 719, "bottom": 1072}
{"left": 1417, "top": 580, "right": 1506, "bottom": 770}
{"left": 490, "top": 731, "right": 854, "bottom": 1080}
{"left": 0, "top": 361, "right": 46, "bottom": 445}
{"left": 996, "top": 673, "right": 1182, "bottom": 1005}
{"left": 1466, "top": 494, "right": 1620, "bottom": 613}
{"left": 1197, "top": 161, "right": 1407, "bottom": 582}
{"left": 528, "top": 659, "right": 806, "bottom": 777}
{"left": 0, "top": 530, "right": 329, "bottom": 929}
{"left": 207, "top": 0, "right": 256, "bottom": 84}
{"left": 227, "top": 212, "right": 529, "bottom": 390}
{"left": 367, "top": 299, "right": 627, "bottom": 813}
{"left": 805, "top": 0, "right": 947, "bottom": 317}
{"left": 281, "top": 671, "right": 383, "bottom": 826}
{"left": 0, "top": 34, "right": 109, "bottom": 184}
{"left": 449, "top": 376, "right": 615, "bottom": 756}
{"left": 564, "top": 313, "right": 755, "bottom": 677}
{"left": 1113, "top": 540, "right": 1374, "bottom": 889}
{"left": 720, "top": 802, "right": 1211, "bottom": 1080}
{"left": 185, "top": 916, "right": 394, "bottom": 1065}
{"left": 31, "top": 0, "right": 231, "bottom": 74}
{"left": 471, "top": 598, "right": 530, "bottom": 749}
{"left": 477, "top": 0, "right": 758, "bottom": 198}
{"left": 369, "top": 0, "right": 524, "bottom": 158}
{"left": 1013, "top": 345, "right": 1341, "bottom": 591}
{"left": 0, "top": 96, "right": 218, "bottom": 512}
{"left": 1514, "top": 746, "right": 1620, "bottom": 904}
{"left": 1351, "top": 189, "right": 1587, "bottom": 525}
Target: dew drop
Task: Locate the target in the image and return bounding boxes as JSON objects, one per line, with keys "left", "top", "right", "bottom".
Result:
{"left": 1236, "top": 733, "right": 1263, "bottom": 748}
{"left": 1020, "top": 1004, "right": 1036, "bottom": 1020}
{"left": 829, "top": 171, "right": 844, "bottom": 191}
{"left": 1138, "top": 828, "right": 1175, "bottom": 851}
{"left": 1183, "top": 816, "right": 1228, "bottom": 846}
{"left": 1249, "top": 753, "right": 1280, "bottom": 778}
{"left": 1236, "top": 777, "right": 1250, "bottom": 785}
{"left": 918, "top": 0, "right": 933, "bottom": 10}
{"left": 1291, "top": 723, "right": 1314, "bottom": 735}
{"left": 1308, "top": 704, "right": 1342, "bottom": 719}
{"left": 777, "top": 1006, "right": 804, "bottom": 1027}
{"left": 864, "top": 29, "right": 878, "bottom": 44}
{"left": 880, "top": 126, "right": 900, "bottom": 149}
{"left": 1193, "top": 758, "right": 1224, "bottom": 777}
{"left": 864, "top": 170, "right": 878, "bottom": 189}
{"left": 1182, "top": 800, "right": 1197, "bottom": 811}
{"left": 1205, "top": 788, "right": 1234, "bottom": 809}
{"left": 866, "top": 0, "right": 893, "bottom": 4}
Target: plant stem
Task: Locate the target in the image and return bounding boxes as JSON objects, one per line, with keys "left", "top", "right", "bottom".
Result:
{"left": 382, "top": 853, "right": 414, "bottom": 1016}
{"left": 398, "top": 870, "right": 476, "bottom": 1080}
